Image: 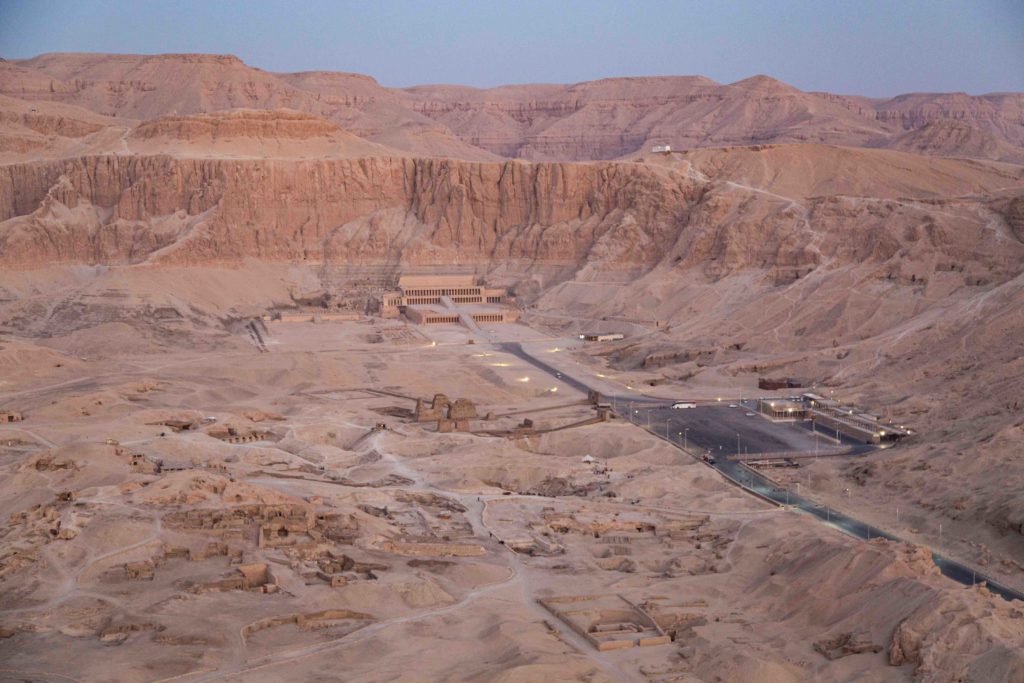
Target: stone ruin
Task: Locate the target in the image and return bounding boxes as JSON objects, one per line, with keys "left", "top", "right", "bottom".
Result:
{"left": 208, "top": 425, "right": 273, "bottom": 444}
{"left": 121, "top": 542, "right": 244, "bottom": 582}
{"left": 504, "top": 534, "right": 565, "bottom": 556}
{"left": 414, "top": 393, "right": 478, "bottom": 432}
{"left": 539, "top": 595, "right": 671, "bottom": 651}
{"left": 164, "top": 503, "right": 317, "bottom": 545}
{"left": 241, "top": 609, "right": 373, "bottom": 639}
{"left": 113, "top": 447, "right": 163, "bottom": 474}
{"left": 147, "top": 418, "right": 196, "bottom": 433}
{"left": 27, "top": 452, "right": 76, "bottom": 472}
{"left": 121, "top": 545, "right": 278, "bottom": 595}
{"left": 7, "top": 503, "right": 83, "bottom": 542}
{"left": 0, "top": 410, "right": 24, "bottom": 423}
{"left": 193, "top": 563, "right": 278, "bottom": 594}
{"left": 259, "top": 512, "right": 317, "bottom": 549}
{"left": 305, "top": 549, "right": 389, "bottom": 587}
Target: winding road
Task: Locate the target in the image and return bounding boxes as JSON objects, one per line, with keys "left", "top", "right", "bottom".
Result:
{"left": 502, "top": 341, "right": 1024, "bottom": 603}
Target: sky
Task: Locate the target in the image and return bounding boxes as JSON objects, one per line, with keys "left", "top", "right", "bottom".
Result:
{"left": 1, "top": 0, "right": 1022, "bottom": 95}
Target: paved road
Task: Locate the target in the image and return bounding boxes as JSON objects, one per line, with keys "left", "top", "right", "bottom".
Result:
{"left": 501, "top": 342, "right": 1024, "bottom": 604}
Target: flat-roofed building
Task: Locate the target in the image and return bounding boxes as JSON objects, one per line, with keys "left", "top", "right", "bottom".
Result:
{"left": 380, "top": 275, "right": 510, "bottom": 318}
{"left": 801, "top": 393, "right": 912, "bottom": 443}
{"left": 757, "top": 399, "right": 807, "bottom": 419}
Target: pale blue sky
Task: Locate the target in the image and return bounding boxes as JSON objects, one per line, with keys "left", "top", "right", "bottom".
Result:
{"left": 1, "top": 0, "right": 1021, "bottom": 95}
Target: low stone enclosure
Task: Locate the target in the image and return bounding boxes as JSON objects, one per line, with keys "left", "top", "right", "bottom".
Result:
{"left": 298, "top": 548, "right": 390, "bottom": 588}
{"left": 376, "top": 538, "right": 487, "bottom": 557}
{"left": 539, "top": 595, "right": 671, "bottom": 651}
{"left": 241, "top": 609, "right": 374, "bottom": 641}
{"left": 195, "top": 562, "right": 278, "bottom": 594}
{"left": 121, "top": 541, "right": 245, "bottom": 582}
{"left": 0, "top": 411, "right": 24, "bottom": 422}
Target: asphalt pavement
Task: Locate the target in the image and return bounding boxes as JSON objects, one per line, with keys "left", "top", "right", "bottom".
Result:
{"left": 499, "top": 342, "right": 1024, "bottom": 603}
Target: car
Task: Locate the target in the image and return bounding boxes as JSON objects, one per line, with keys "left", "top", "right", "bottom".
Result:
{"left": 745, "top": 412, "right": 756, "bottom": 417}
{"left": 671, "top": 401, "right": 697, "bottom": 409}
{"left": 729, "top": 404, "right": 739, "bottom": 408}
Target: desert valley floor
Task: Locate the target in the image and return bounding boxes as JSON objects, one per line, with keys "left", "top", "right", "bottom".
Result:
{"left": 1, "top": 312, "right": 1022, "bottom": 683}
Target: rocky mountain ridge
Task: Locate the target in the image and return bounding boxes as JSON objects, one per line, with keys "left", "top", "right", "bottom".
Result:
{"left": 2, "top": 52, "right": 1023, "bottom": 162}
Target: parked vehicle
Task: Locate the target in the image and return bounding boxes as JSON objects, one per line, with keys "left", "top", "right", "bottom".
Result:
{"left": 671, "top": 401, "right": 697, "bottom": 409}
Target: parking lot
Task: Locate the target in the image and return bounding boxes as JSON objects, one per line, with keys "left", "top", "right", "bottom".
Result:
{"left": 638, "top": 403, "right": 832, "bottom": 457}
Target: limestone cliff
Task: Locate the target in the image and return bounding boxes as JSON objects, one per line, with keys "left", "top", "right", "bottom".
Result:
{"left": 0, "top": 155, "right": 697, "bottom": 268}
{"left": 2, "top": 150, "right": 1021, "bottom": 289}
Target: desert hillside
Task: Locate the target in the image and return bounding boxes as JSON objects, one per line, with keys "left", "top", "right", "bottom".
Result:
{"left": 3, "top": 52, "right": 1024, "bottom": 162}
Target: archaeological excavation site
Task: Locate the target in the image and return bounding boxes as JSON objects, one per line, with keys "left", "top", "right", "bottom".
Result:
{"left": 1, "top": 14, "right": 1024, "bottom": 683}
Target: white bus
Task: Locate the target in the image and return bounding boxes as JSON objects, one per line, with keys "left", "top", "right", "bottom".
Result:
{"left": 671, "top": 401, "right": 697, "bottom": 409}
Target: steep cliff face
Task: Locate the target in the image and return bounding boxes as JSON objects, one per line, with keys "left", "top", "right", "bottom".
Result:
{"left": 0, "top": 155, "right": 697, "bottom": 268}
{"left": 3, "top": 147, "right": 1021, "bottom": 295}
{"left": 124, "top": 109, "right": 398, "bottom": 159}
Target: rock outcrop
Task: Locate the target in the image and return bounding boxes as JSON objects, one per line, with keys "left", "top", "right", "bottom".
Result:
{"left": 0, "top": 155, "right": 696, "bottom": 268}
{"left": 130, "top": 109, "right": 344, "bottom": 141}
